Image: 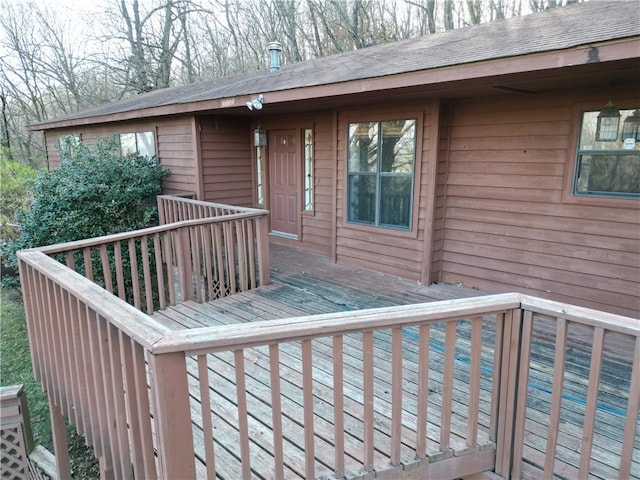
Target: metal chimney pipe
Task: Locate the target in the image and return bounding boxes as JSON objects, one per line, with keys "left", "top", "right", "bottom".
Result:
{"left": 267, "top": 41, "right": 282, "bottom": 73}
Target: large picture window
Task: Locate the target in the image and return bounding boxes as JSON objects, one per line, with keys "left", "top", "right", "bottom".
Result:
{"left": 573, "top": 109, "right": 640, "bottom": 198}
{"left": 347, "top": 119, "right": 416, "bottom": 229}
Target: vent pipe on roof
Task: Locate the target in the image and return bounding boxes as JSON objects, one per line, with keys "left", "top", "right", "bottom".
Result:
{"left": 268, "top": 41, "right": 282, "bottom": 73}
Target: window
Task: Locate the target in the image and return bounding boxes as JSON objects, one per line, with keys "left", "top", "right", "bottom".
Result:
{"left": 119, "top": 131, "right": 156, "bottom": 158}
{"left": 58, "top": 135, "right": 80, "bottom": 161}
{"left": 256, "top": 146, "right": 264, "bottom": 205}
{"left": 304, "top": 129, "right": 314, "bottom": 212}
{"left": 573, "top": 109, "right": 640, "bottom": 198}
{"left": 347, "top": 119, "right": 416, "bottom": 229}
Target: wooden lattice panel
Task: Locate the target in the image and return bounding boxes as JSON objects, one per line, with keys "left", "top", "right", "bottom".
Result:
{"left": 0, "top": 425, "right": 28, "bottom": 479}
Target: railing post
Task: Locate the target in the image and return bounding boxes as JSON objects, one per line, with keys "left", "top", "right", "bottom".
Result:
{"left": 149, "top": 352, "right": 196, "bottom": 479}
{"left": 256, "top": 215, "right": 270, "bottom": 286}
{"left": 494, "top": 308, "right": 524, "bottom": 479}
{"left": 157, "top": 196, "right": 166, "bottom": 225}
{"left": 49, "top": 399, "right": 72, "bottom": 479}
{"left": 175, "top": 227, "right": 193, "bottom": 301}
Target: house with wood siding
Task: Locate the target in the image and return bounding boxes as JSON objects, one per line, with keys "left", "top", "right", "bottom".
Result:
{"left": 28, "top": 0, "right": 640, "bottom": 318}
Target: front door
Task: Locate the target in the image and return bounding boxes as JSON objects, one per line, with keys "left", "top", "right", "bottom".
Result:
{"left": 269, "top": 130, "right": 299, "bottom": 238}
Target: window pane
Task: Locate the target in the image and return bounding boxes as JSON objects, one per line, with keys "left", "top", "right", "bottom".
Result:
{"left": 136, "top": 131, "right": 156, "bottom": 157}
{"left": 348, "top": 174, "right": 376, "bottom": 224}
{"left": 380, "top": 176, "right": 412, "bottom": 227}
{"left": 304, "top": 129, "right": 314, "bottom": 211}
{"left": 579, "top": 110, "right": 640, "bottom": 151}
{"left": 348, "top": 123, "right": 378, "bottom": 173}
{"left": 380, "top": 120, "right": 416, "bottom": 173}
{"left": 575, "top": 154, "right": 640, "bottom": 195}
{"left": 120, "top": 133, "right": 136, "bottom": 156}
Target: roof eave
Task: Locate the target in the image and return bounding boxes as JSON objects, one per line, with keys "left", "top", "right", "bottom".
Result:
{"left": 27, "top": 36, "right": 640, "bottom": 132}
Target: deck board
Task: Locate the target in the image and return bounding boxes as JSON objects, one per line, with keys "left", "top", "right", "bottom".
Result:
{"left": 152, "top": 243, "right": 639, "bottom": 479}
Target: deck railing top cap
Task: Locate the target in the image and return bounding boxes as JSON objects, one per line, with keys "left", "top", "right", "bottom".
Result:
{"left": 18, "top": 250, "right": 171, "bottom": 348}
{"left": 150, "top": 293, "right": 524, "bottom": 355}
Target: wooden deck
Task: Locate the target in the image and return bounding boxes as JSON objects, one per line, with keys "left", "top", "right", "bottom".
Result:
{"left": 150, "top": 243, "right": 639, "bottom": 480}
{"left": 17, "top": 196, "right": 638, "bottom": 479}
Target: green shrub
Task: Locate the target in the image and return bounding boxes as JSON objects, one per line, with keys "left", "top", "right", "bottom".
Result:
{"left": 1, "top": 137, "right": 169, "bottom": 285}
{"left": 0, "top": 154, "right": 38, "bottom": 239}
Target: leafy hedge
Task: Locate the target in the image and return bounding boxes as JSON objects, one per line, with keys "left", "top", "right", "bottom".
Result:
{"left": 0, "top": 156, "right": 38, "bottom": 235}
{"left": 2, "top": 137, "right": 169, "bottom": 285}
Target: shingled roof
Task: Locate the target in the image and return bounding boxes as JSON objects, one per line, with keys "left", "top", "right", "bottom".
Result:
{"left": 29, "top": 0, "right": 640, "bottom": 129}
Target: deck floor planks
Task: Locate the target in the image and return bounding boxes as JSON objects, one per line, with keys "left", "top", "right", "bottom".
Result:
{"left": 151, "top": 243, "right": 638, "bottom": 479}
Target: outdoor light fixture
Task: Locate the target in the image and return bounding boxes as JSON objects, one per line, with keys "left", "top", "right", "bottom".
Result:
{"left": 254, "top": 128, "right": 267, "bottom": 147}
{"left": 596, "top": 101, "right": 620, "bottom": 141}
{"left": 246, "top": 94, "right": 264, "bottom": 111}
{"left": 622, "top": 109, "right": 640, "bottom": 142}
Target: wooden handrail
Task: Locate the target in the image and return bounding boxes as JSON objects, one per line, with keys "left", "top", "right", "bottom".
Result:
{"left": 150, "top": 293, "right": 522, "bottom": 355}
{"left": 18, "top": 250, "right": 170, "bottom": 349}
{"left": 30, "top": 211, "right": 266, "bottom": 256}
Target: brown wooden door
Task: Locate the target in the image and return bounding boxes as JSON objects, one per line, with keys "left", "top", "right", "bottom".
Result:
{"left": 269, "top": 130, "right": 299, "bottom": 238}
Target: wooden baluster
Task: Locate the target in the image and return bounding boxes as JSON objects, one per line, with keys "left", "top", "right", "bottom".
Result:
{"left": 511, "top": 310, "right": 534, "bottom": 479}
{"left": 99, "top": 245, "right": 113, "bottom": 293}
{"left": 416, "top": 324, "right": 430, "bottom": 458}
{"left": 440, "top": 320, "right": 457, "bottom": 451}
{"left": 233, "top": 349, "right": 252, "bottom": 478}
{"left": 141, "top": 236, "right": 154, "bottom": 314}
{"left": 543, "top": 317, "right": 568, "bottom": 479}
{"left": 131, "top": 342, "right": 157, "bottom": 477}
{"left": 619, "top": 336, "right": 640, "bottom": 479}
{"left": 302, "top": 339, "right": 315, "bottom": 479}
{"left": 113, "top": 241, "right": 126, "bottom": 301}
{"left": 256, "top": 215, "right": 270, "bottom": 286}
{"left": 247, "top": 219, "right": 257, "bottom": 289}
{"left": 153, "top": 233, "right": 167, "bottom": 310}
{"left": 198, "top": 354, "right": 217, "bottom": 479}
{"left": 391, "top": 327, "right": 403, "bottom": 465}
{"left": 363, "top": 331, "right": 374, "bottom": 470}
{"left": 577, "top": 326, "right": 604, "bottom": 477}
{"left": 467, "top": 317, "right": 483, "bottom": 447}
{"left": 49, "top": 400, "right": 72, "bottom": 480}
{"left": 333, "top": 335, "right": 345, "bottom": 477}
{"left": 128, "top": 238, "right": 142, "bottom": 309}
{"left": 269, "top": 344, "right": 285, "bottom": 480}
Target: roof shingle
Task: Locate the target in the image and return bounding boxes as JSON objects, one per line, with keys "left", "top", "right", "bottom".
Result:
{"left": 30, "top": 0, "right": 640, "bottom": 128}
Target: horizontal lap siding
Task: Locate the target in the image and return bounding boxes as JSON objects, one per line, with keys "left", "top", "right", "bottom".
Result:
{"left": 199, "top": 116, "right": 252, "bottom": 206}
{"left": 45, "top": 117, "right": 198, "bottom": 196}
{"left": 156, "top": 118, "right": 197, "bottom": 195}
{"left": 440, "top": 92, "right": 640, "bottom": 317}
{"left": 336, "top": 103, "right": 435, "bottom": 281}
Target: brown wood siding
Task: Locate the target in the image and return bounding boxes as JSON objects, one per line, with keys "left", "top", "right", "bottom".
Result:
{"left": 156, "top": 118, "right": 197, "bottom": 196}
{"left": 336, "top": 101, "right": 438, "bottom": 281}
{"left": 43, "top": 117, "right": 198, "bottom": 196}
{"left": 199, "top": 116, "right": 252, "bottom": 206}
{"left": 439, "top": 89, "right": 640, "bottom": 317}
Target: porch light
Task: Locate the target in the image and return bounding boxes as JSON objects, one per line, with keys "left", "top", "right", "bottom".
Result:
{"left": 596, "top": 101, "right": 620, "bottom": 141}
{"left": 622, "top": 109, "right": 640, "bottom": 142}
{"left": 246, "top": 94, "right": 264, "bottom": 111}
{"left": 254, "top": 128, "right": 267, "bottom": 147}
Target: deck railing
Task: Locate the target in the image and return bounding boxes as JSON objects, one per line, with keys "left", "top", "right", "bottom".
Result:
{"left": 16, "top": 198, "right": 640, "bottom": 479}
{"left": 157, "top": 194, "right": 262, "bottom": 225}
{"left": 29, "top": 197, "right": 269, "bottom": 315}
